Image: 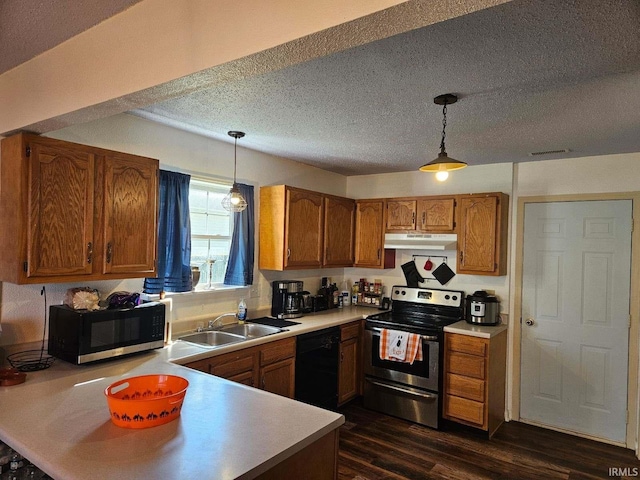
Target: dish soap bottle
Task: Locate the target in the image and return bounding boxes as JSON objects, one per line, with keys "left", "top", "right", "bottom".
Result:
{"left": 238, "top": 298, "right": 247, "bottom": 324}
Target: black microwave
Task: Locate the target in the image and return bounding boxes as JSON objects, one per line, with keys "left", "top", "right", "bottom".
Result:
{"left": 48, "top": 302, "right": 166, "bottom": 365}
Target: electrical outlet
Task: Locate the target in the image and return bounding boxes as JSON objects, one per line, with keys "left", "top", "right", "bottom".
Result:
{"left": 249, "top": 286, "right": 260, "bottom": 298}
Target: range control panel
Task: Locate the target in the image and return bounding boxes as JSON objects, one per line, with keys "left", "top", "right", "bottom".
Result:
{"left": 390, "top": 286, "right": 463, "bottom": 308}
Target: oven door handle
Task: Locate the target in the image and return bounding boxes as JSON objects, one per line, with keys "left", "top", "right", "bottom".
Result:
{"left": 367, "top": 326, "right": 438, "bottom": 342}
{"left": 367, "top": 379, "right": 437, "bottom": 401}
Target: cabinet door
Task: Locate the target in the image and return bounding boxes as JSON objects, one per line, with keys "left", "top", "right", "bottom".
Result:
{"left": 354, "top": 200, "right": 385, "bottom": 267}
{"left": 27, "top": 141, "right": 95, "bottom": 277}
{"left": 323, "top": 196, "right": 355, "bottom": 267}
{"left": 417, "top": 197, "right": 455, "bottom": 232}
{"left": 457, "top": 194, "right": 502, "bottom": 274}
{"left": 338, "top": 337, "right": 359, "bottom": 405}
{"left": 102, "top": 153, "right": 158, "bottom": 275}
{"left": 261, "top": 358, "right": 295, "bottom": 398}
{"left": 386, "top": 200, "right": 416, "bottom": 231}
{"left": 285, "top": 188, "right": 323, "bottom": 268}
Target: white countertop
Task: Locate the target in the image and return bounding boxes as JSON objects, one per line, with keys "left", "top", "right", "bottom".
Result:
{"left": 443, "top": 320, "right": 508, "bottom": 338}
{"left": 0, "top": 307, "right": 374, "bottom": 480}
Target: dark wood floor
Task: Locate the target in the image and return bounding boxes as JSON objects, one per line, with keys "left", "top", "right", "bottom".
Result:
{"left": 337, "top": 400, "right": 640, "bottom": 480}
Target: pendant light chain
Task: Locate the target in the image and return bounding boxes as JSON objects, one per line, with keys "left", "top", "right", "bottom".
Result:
{"left": 440, "top": 103, "right": 448, "bottom": 153}
{"left": 233, "top": 136, "right": 238, "bottom": 183}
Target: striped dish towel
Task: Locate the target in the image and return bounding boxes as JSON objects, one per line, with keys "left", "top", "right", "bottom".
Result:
{"left": 379, "top": 329, "right": 423, "bottom": 364}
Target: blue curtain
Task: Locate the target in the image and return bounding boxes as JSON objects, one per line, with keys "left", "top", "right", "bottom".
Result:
{"left": 144, "top": 170, "right": 192, "bottom": 293}
{"left": 224, "top": 183, "right": 254, "bottom": 286}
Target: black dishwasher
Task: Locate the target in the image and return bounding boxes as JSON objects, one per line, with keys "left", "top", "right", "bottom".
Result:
{"left": 295, "top": 327, "right": 340, "bottom": 410}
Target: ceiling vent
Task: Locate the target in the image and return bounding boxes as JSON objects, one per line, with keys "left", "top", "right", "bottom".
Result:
{"left": 528, "top": 148, "right": 570, "bottom": 156}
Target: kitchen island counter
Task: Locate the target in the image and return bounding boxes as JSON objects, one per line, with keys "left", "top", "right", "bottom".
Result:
{"left": 0, "top": 307, "right": 376, "bottom": 480}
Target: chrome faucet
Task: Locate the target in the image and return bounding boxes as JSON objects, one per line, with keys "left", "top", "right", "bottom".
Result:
{"left": 208, "top": 312, "right": 238, "bottom": 329}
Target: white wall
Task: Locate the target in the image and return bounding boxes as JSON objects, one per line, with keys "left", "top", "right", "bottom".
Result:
{"left": 346, "top": 163, "right": 514, "bottom": 315}
{"left": 0, "top": 113, "right": 347, "bottom": 345}
{"left": 516, "top": 153, "right": 640, "bottom": 196}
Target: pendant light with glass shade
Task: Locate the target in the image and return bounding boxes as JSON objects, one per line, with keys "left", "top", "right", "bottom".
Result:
{"left": 419, "top": 94, "right": 467, "bottom": 181}
{"left": 222, "top": 130, "right": 248, "bottom": 212}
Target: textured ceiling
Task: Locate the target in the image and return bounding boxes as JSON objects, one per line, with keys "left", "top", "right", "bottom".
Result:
{"left": 2, "top": 0, "right": 640, "bottom": 176}
{"left": 134, "top": 0, "right": 640, "bottom": 175}
{"left": 0, "top": 0, "right": 143, "bottom": 74}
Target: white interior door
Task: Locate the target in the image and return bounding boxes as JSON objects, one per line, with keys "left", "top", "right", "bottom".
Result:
{"left": 520, "top": 200, "right": 632, "bottom": 444}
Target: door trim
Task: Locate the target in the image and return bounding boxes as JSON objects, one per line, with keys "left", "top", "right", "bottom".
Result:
{"left": 511, "top": 192, "right": 640, "bottom": 452}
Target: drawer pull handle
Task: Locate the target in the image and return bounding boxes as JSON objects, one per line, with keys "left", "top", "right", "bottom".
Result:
{"left": 367, "top": 379, "right": 437, "bottom": 401}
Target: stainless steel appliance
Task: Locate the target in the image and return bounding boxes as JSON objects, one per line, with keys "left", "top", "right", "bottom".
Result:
{"left": 48, "top": 302, "right": 165, "bottom": 365}
{"left": 271, "top": 280, "right": 304, "bottom": 319}
{"left": 466, "top": 290, "right": 501, "bottom": 325}
{"left": 364, "top": 286, "right": 464, "bottom": 429}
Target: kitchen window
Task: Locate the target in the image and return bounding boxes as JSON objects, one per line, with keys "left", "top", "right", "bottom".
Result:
{"left": 189, "top": 179, "right": 233, "bottom": 288}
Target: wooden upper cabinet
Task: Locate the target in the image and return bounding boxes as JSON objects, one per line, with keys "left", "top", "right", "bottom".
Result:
{"left": 0, "top": 133, "right": 159, "bottom": 284}
{"left": 386, "top": 200, "right": 416, "bottom": 231}
{"left": 354, "top": 200, "right": 394, "bottom": 269}
{"left": 103, "top": 153, "right": 158, "bottom": 275}
{"left": 386, "top": 196, "right": 456, "bottom": 233}
{"left": 323, "top": 195, "right": 355, "bottom": 267}
{"left": 285, "top": 187, "right": 323, "bottom": 268}
{"left": 457, "top": 193, "right": 509, "bottom": 276}
{"left": 27, "top": 141, "right": 95, "bottom": 278}
{"left": 259, "top": 185, "right": 324, "bottom": 270}
{"left": 417, "top": 197, "right": 456, "bottom": 232}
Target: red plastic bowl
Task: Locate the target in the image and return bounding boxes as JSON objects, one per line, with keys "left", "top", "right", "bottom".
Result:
{"left": 104, "top": 374, "right": 189, "bottom": 429}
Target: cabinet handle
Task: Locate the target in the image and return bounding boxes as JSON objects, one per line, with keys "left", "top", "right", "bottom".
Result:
{"left": 287, "top": 248, "right": 291, "bottom": 258}
{"left": 261, "top": 376, "right": 265, "bottom": 389}
{"left": 459, "top": 251, "right": 463, "bottom": 263}
{"left": 412, "top": 212, "right": 415, "bottom": 225}
{"left": 106, "top": 242, "right": 113, "bottom": 264}
{"left": 340, "top": 351, "right": 344, "bottom": 363}
{"left": 377, "top": 249, "right": 381, "bottom": 260}
{"left": 87, "top": 242, "right": 93, "bottom": 264}
{"left": 422, "top": 212, "right": 426, "bottom": 227}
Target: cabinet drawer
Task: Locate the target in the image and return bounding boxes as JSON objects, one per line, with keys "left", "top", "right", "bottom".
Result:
{"left": 227, "top": 370, "right": 255, "bottom": 387}
{"left": 340, "top": 321, "right": 360, "bottom": 341}
{"left": 210, "top": 353, "right": 256, "bottom": 378}
{"left": 446, "top": 373, "right": 485, "bottom": 402}
{"left": 444, "top": 395, "right": 485, "bottom": 426}
{"left": 260, "top": 337, "right": 296, "bottom": 365}
{"left": 447, "top": 352, "right": 486, "bottom": 380}
{"left": 447, "top": 334, "right": 487, "bottom": 357}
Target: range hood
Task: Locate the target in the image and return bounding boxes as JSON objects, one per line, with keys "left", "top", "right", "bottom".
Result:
{"left": 384, "top": 233, "right": 457, "bottom": 251}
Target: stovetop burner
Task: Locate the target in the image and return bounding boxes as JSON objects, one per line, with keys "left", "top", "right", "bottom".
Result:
{"left": 366, "top": 286, "right": 465, "bottom": 331}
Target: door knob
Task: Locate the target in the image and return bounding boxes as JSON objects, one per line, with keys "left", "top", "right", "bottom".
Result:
{"left": 525, "top": 318, "right": 534, "bottom": 326}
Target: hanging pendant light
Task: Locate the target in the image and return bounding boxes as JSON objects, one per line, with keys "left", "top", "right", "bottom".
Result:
{"left": 419, "top": 93, "right": 467, "bottom": 181}
{"left": 222, "top": 130, "right": 248, "bottom": 212}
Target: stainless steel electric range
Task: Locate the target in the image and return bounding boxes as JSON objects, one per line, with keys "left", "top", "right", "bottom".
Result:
{"left": 363, "top": 286, "right": 464, "bottom": 429}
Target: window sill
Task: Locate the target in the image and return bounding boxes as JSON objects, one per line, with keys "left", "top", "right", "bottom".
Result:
{"left": 141, "top": 285, "right": 249, "bottom": 302}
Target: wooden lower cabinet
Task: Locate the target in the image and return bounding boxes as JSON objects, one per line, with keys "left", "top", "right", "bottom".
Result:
{"left": 261, "top": 358, "right": 295, "bottom": 397}
{"left": 443, "top": 330, "right": 507, "bottom": 437}
{"left": 338, "top": 321, "right": 362, "bottom": 406}
{"left": 185, "top": 337, "right": 296, "bottom": 398}
{"left": 255, "top": 428, "right": 339, "bottom": 480}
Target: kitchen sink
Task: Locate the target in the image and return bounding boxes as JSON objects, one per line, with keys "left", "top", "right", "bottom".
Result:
{"left": 178, "top": 330, "right": 246, "bottom": 348}
{"left": 177, "top": 322, "right": 284, "bottom": 348}
{"left": 220, "top": 323, "right": 282, "bottom": 338}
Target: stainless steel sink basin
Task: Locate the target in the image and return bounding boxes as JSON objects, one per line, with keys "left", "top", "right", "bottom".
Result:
{"left": 178, "top": 330, "right": 245, "bottom": 348}
{"left": 220, "top": 323, "right": 282, "bottom": 338}
{"left": 178, "top": 322, "right": 283, "bottom": 348}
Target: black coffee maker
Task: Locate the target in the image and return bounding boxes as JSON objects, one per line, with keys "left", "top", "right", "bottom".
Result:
{"left": 271, "top": 280, "right": 304, "bottom": 318}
